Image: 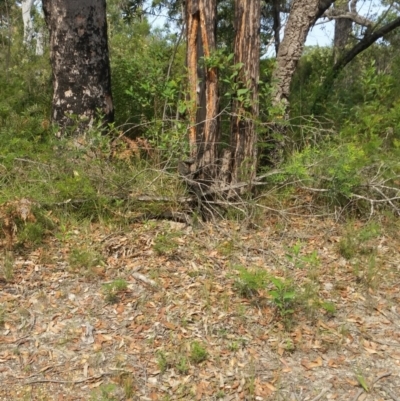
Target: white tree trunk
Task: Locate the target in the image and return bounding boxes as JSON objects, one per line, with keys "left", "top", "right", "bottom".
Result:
{"left": 21, "top": 0, "right": 34, "bottom": 45}
{"left": 35, "top": 29, "right": 44, "bottom": 55}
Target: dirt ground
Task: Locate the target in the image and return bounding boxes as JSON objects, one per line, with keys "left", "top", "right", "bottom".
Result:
{"left": 0, "top": 215, "right": 399, "bottom": 401}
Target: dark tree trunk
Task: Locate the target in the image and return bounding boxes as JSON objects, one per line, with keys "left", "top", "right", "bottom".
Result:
{"left": 42, "top": 0, "right": 114, "bottom": 134}
{"left": 227, "top": 0, "right": 261, "bottom": 186}
{"left": 272, "top": 0, "right": 281, "bottom": 55}
{"left": 186, "top": 0, "right": 219, "bottom": 186}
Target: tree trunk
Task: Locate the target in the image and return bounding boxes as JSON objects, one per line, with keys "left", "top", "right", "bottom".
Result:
{"left": 333, "top": 0, "right": 352, "bottom": 62}
{"left": 271, "top": 0, "right": 320, "bottom": 113}
{"left": 186, "top": 0, "right": 219, "bottom": 186}
{"left": 21, "top": 0, "right": 34, "bottom": 46}
{"left": 42, "top": 0, "right": 114, "bottom": 134}
{"left": 227, "top": 0, "right": 261, "bottom": 187}
{"left": 271, "top": 0, "right": 281, "bottom": 55}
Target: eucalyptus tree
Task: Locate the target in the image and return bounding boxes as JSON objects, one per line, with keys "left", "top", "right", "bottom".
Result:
{"left": 184, "top": 0, "right": 261, "bottom": 195}
{"left": 42, "top": 0, "right": 114, "bottom": 133}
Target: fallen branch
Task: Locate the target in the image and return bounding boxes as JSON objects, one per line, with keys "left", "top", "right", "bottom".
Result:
{"left": 22, "top": 372, "right": 115, "bottom": 385}
{"left": 132, "top": 272, "right": 158, "bottom": 288}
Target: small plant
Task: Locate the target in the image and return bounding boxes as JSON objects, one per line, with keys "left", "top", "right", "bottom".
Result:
{"left": 0, "top": 305, "right": 5, "bottom": 327}
{"left": 68, "top": 246, "right": 104, "bottom": 277}
{"left": 190, "top": 341, "right": 208, "bottom": 364}
{"left": 229, "top": 341, "right": 239, "bottom": 352}
{"left": 286, "top": 242, "right": 320, "bottom": 270}
{"left": 320, "top": 301, "right": 336, "bottom": 316}
{"left": 234, "top": 265, "right": 267, "bottom": 297}
{"left": 102, "top": 279, "right": 128, "bottom": 303}
{"left": 269, "top": 276, "right": 296, "bottom": 322}
{"left": 354, "top": 253, "right": 378, "bottom": 289}
{"left": 338, "top": 221, "right": 381, "bottom": 260}
{"left": 121, "top": 374, "right": 135, "bottom": 398}
{"left": 285, "top": 240, "right": 303, "bottom": 261}
{"left": 217, "top": 239, "right": 236, "bottom": 257}
{"left": 216, "top": 390, "right": 225, "bottom": 399}
{"left": 355, "top": 368, "right": 369, "bottom": 392}
{"left": 18, "top": 221, "right": 45, "bottom": 246}
{"left": 89, "top": 383, "right": 118, "bottom": 401}
{"left": 156, "top": 351, "right": 170, "bottom": 373}
{"left": 338, "top": 234, "right": 358, "bottom": 259}
{"left": 1, "top": 251, "right": 14, "bottom": 282}
{"left": 153, "top": 231, "right": 181, "bottom": 256}
{"left": 176, "top": 356, "right": 189, "bottom": 375}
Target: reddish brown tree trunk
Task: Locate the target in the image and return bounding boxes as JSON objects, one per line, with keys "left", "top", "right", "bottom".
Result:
{"left": 42, "top": 0, "right": 114, "bottom": 134}
{"left": 228, "top": 0, "right": 261, "bottom": 186}
{"left": 186, "top": 0, "right": 219, "bottom": 185}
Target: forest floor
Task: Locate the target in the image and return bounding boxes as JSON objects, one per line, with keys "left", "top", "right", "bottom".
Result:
{"left": 0, "top": 213, "right": 400, "bottom": 401}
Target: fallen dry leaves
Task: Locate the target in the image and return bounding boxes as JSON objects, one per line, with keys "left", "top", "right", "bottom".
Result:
{"left": 0, "top": 215, "right": 399, "bottom": 400}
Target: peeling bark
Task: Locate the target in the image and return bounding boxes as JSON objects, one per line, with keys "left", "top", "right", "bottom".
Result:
{"left": 186, "top": 0, "right": 219, "bottom": 184}
{"left": 228, "top": 0, "right": 261, "bottom": 186}
{"left": 42, "top": 0, "right": 114, "bottom": 134}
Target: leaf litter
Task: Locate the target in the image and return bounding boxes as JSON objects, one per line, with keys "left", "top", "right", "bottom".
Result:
{"left": 0, "top": 214, "right": 399, "bottom": 400}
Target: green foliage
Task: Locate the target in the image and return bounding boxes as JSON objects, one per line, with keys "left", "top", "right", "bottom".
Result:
{"left": 102, "top": 279, "right": 128, "bottom": 303}
{"left": 89, "top": 384, "right": 119, "bottom": 401}
{"left": 189, "top": 341, "right": 208, "bottom": 364}
{"left": 234, "top": 265, "right": 268, "bottom": 297}
{"left": 339, "top": 221, "right": 381, "bottom": 260}
{"left": 1, "top": 251, "right": 14, "bottom": 282}
{"left": 153, "top": 231, "right": 182, "bottom": 256}
{"left": 18, "top": 221, "right": 45, "bottom": 246}
{"left": 285, "top": 241, "right": 320, "bottom": 270}
{"left": 176, "top": 356, "right": 189, "bottom": 375}
{"left": 0, "top": 305, "right": 5, "bottom": 328}
{"left": 68, "top": 246, "right": 104, "bottom": 277}
{"left": 109, "top": 21, "right": 188, "bottom": 164}
{"left": 156, "top": 351, "right": 170, "bottom": 373}
{"left": 268, "top": 276, "right": 296, "bottom": 319}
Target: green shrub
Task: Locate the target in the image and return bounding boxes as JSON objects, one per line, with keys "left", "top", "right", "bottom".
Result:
{"left": 234, "top": 265, "right": 268, "bottom": 297}
{"left": 189, "top": 341, "right": 208, "bottom": 364}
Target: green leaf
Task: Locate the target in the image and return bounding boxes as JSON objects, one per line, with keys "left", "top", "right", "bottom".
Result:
{"left": 237, "top": 88, "right": 249, "bottom": 96}
{"left": 356, "top": 374, "right": 369, "bottom": 392}
{"left": 283, "top": 292, "right": 295, "bottom": 300}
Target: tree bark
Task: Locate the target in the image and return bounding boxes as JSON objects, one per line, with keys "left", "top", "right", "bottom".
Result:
{"left": 228, "top": 0, "right": 261, "bottom": 186}
{"left": 42, "top": 0, "right": 114, "bottom": 134}
{"left": 271, "top": 0, "right": 320, "bottom": 113}
{"left": 271, "top": 0, "right": 281, "bottom": 55}
{"left": 333, "top": 0, "right": 353, "bottom": 51}
{"left": 333, "top": 0, "right": 352, "bottom": 62}
{"left": 186, "top": 0, "right": 219, "bottom": 185}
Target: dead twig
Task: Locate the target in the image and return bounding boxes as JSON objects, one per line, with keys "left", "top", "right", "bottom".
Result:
{"left": 383, "top": 388, "right": 400, "bottom": 401}
{"left": 310, "top": 387, "right": 330, "bottom": 401}
{"left": 132, "top": 272, "right": 158, "bottom": 288}
{"left": 22, "top": 372, "right": 115, "bottom": 385}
